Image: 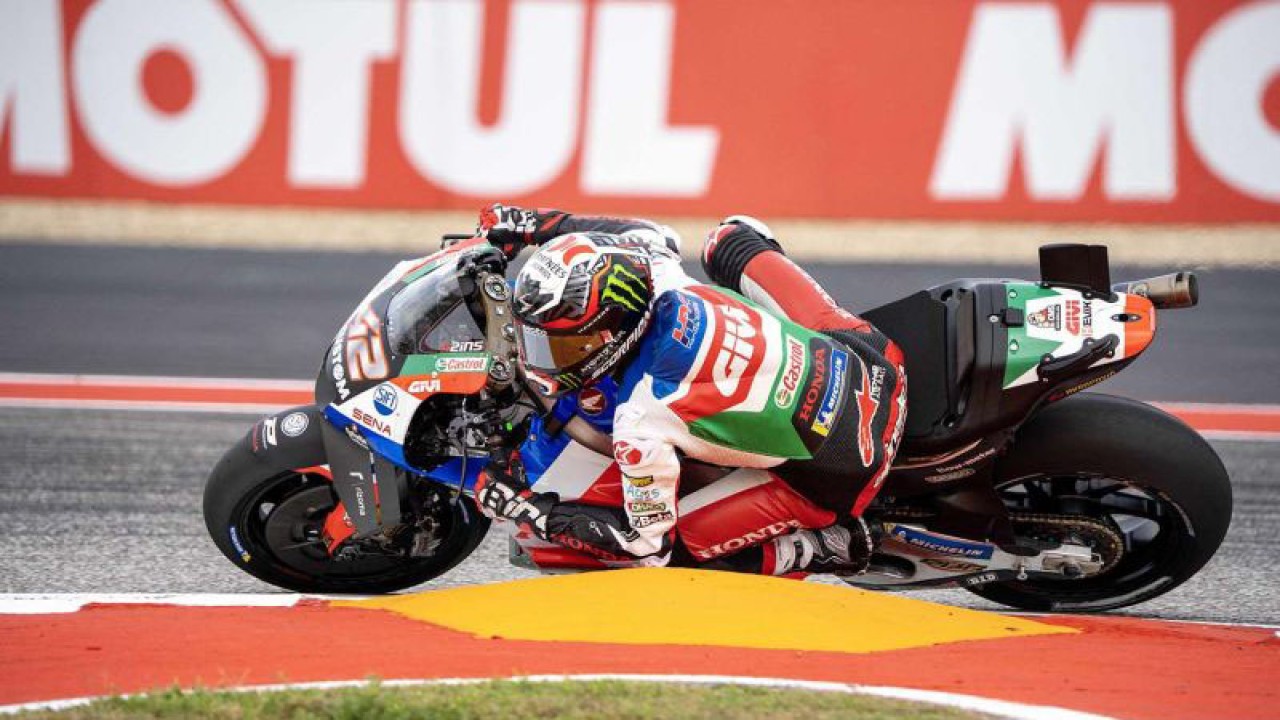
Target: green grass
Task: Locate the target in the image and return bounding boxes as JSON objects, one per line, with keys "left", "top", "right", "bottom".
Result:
{"left": 17, "top": 680, "right": 993, "bottom": 719}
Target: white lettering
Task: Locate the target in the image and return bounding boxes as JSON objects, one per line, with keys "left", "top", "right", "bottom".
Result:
{"left": 1184, "top": 2, "right": 1280, "bottom": 201}
{"left": 72, "top": 0, "right": 267, "bottom": 185}
{"left": 399, "top": 0, "right": 584, "bottom": 195}
{"left": 582, "top": 1, "right": 719, "bottom": 195}
{"left": 931, "top": 4, "right": 1174, "bottom": 201}
{"left": 712, "top": 306, "right": 756, "bottom": 397}
{"left": 236, "top": 0, "right": 396, "bottom": 188}
{"left": 0, "top": 0, "right": 69, "bottom": 174}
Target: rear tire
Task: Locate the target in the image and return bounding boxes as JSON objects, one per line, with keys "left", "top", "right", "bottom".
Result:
{"left": 967, "top": 393, "right": 1232, "bottom": 612}
{"left": 204, "top": 430, "right": 489, "bottom": 594}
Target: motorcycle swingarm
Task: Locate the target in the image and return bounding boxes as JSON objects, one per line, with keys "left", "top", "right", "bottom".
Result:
{"left": 846, "top": 523, "right": 1102, "bottom": 590}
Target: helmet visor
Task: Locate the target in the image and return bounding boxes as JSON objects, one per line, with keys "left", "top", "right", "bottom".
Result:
{"left": 515, "top": 321, "right": 613, "bottom": 376}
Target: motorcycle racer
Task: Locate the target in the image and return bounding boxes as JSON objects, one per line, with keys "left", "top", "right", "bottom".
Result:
{"left": 472, "top": 205, "right": 908, "bottom": 576}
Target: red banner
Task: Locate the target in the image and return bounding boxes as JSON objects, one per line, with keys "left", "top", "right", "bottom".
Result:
{"left": 1, "top": 0, "right": 1278, "bottom": 221}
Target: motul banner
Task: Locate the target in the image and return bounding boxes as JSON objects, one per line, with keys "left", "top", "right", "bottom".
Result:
{"left": 2, "top": 0, "right": 1278, "bottom": 221}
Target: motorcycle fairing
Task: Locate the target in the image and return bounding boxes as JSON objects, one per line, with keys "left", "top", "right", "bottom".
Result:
{"left": 1003, "top": 284, "right": 1156, "bottom": 389}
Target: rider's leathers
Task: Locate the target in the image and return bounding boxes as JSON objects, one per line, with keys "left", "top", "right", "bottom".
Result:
{"left": 510, "top": 223, "right": 906, "bottom": 566}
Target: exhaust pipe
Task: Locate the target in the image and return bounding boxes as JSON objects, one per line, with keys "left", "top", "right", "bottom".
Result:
{"left": 1112, "top": 272, "right": 1198, "bottom": 309}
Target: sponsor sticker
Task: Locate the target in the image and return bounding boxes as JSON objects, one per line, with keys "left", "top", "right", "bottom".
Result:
{"left": 921, "top": 558, "right": 986, "bottom": 573}
{"left": 373, "top": 383, "right": 398, "bottom": 416}
{"left": 796, "top": 343, "right": 830, "bottom": 425}
{"left": 435, "top": 355, "right": 489, "bottom": 373}
{"left": 891, "top": 525, "right": 994, "bottom": 559}
{"left": 1065, "top": 299, "right": 1082, "bottom": 335}
{"left": 625, "top": 485, "right": 661, "bottom": 500}
{"left": 671, "top": 296, "right": 702, "bottom": 349}
{"left": 711, "top": 304, "right": 760, "bottom": 398}
{"left": 280, "top": 412, "right": 309, "bottom": 437}
{"left": 578, "top": 386, "right": 608, "bottom": 416}
{"left": 407, "top": 378, "right": 442, "bottom": 395}
{"left": 353, "top": 407, "right": 392, "bottom": 435}
{"left": 228, "top": 526, "right": 251, "bottom": 563}
{"left": 614, "top": 442, "right": 643, "bottom": 466}
{"left": 257, "top": 417, "right": 278, "bottom": 449}
{"left": 632, "top": 511, "right": 674, "bottom": 528}
{"left": 627, "top": 501, "right": 667, "bottom": 514}
{"left": 854, "top": 358, "right": 887, "bottom": 467}
{"left": 626, "top": 474, "right": 654, "bottom": 487}
{"left": 773, "top": 336, "right": 806, "bottom": 409}
{"left": 813, "top": 349, "right": 848, "bottom": 437}
{"left": 1027, "top": 304, "right": 1062, "bottom": 331}
{"left": 344, "top": 424, "right": 370, "bottom": 449}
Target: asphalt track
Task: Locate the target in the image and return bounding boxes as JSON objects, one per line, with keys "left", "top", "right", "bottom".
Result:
{"left": 0, "top": 243, "right": 1277, "bottom": 625}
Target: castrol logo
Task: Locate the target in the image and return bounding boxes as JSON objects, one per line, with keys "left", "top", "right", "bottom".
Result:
{"left": 774, "top": 336, "right": 805, "bottom": 408}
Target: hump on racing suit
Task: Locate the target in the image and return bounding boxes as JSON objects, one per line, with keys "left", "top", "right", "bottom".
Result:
{"left": 597, "top": 280, "right": 904, "bottom": 564}
{"left": 478, "top": 207, "right": 906, "bottom": 571}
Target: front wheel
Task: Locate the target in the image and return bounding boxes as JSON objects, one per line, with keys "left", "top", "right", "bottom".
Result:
{"left": 967, "top": 393, "right": 1232, "bottom": 612}
{"left": 204, "top": 419, "right": 489, "bottom": 594}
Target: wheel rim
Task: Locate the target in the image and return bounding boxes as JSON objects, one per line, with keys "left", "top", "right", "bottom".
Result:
{"left": 995, "top": 473, "right": 1195, "bottom": 604}
{"left": 236, "top": 471, "right": 466, "bottom": 587}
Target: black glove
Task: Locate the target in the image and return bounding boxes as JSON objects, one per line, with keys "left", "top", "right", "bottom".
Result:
{"left": 473, "top": 450, "right": 557, "bottom": 539}
{"left": 476, "top": 203, "right": 569, "bottom": 259}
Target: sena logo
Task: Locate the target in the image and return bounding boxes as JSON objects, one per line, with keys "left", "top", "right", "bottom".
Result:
{"left": 352, "top": 408, "right": 391, "bottom": 435}
{"left": 798, "top": 345, "right": 829, "bottom": 424}
{"left": 691, "top": 519, "right": 802, "bottom": 560}
{"left": 773, "top": 336, "right": 805, "bottom": 408}
{"left": 711, "top": 305, "right": 759, "bottom": 397}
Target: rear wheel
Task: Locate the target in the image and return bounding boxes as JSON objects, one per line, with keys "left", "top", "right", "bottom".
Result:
{"left": 967, "top": 393, "right": 1232, "bottom": 612}
{"left": 204, "top": 433, "right": 489, "bottom": 594}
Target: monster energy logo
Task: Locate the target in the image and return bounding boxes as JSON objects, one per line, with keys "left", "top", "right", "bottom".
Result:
{"left": 601, "top": 263, "right": 646, "bottom": 313}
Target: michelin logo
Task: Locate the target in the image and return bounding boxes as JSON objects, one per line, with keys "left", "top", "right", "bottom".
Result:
{"left": 813, "top": 349, "right": 847, "bottom": 437}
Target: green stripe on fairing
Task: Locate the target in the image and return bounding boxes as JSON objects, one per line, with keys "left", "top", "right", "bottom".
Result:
{"left": 400, "top": 258, "right": 448, "bottom": 285}
{"left": 1002, "top": 283, "right": 1064, "bottom": 387}
{"left": 400, "top": 353, "right": 490, "bottom": 375}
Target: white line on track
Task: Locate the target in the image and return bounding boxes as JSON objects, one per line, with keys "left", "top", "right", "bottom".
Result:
{"left": 0, "top": 593, "right": 311, "bottom": 614}
{"left": 0, "top": 674, "right": 1117, "bottom": 720}
{"left": 0, "top": 398, "right": 289, "bottom": 414}
{"left": 0, "top": 372, "right": 311, "bottom": 390}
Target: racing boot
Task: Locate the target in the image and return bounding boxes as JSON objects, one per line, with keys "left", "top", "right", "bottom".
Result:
{"left": 766, "top": 517, "right": 874, "bottom": 577}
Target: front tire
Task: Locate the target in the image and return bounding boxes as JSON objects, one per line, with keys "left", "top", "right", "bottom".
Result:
{"left": 967, "top": 393, "right": 1232, "bottom": 612}
{"left": 203, "top": 421, "right": 489, "bottom": 594}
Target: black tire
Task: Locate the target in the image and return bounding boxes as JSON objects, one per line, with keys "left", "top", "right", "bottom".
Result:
{"left": 203, "top": 426, "right": 489, "bottom": 594}
{"left": 967, "top": 392, "right": 1232, "bottom": 612}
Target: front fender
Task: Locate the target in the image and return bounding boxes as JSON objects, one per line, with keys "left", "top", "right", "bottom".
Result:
{"left": 244, "top": 405, "right": 328, "bottom": 473}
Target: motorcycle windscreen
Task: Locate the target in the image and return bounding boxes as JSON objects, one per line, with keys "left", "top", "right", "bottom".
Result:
{"left": 386, "top": 270, "right": 486, "bottom": 355}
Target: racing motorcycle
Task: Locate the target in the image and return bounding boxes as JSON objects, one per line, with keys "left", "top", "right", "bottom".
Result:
{"left": 204, "top": 237, "right": 1231, "bottom": 611}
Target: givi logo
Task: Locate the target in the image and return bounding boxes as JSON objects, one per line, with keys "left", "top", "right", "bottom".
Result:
{"left": 711, "top": 305, "right": 760, "bottom": 398}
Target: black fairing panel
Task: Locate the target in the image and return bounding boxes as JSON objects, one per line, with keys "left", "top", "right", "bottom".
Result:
{"left": 864, "top": 280, "right": 1015, "bottom": 457}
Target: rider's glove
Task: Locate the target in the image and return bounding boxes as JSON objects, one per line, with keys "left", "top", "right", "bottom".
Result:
{"left": 473, "top": 451, "right": 556, "bottom": 540}
{"left": 476, "top": 203, "right": 568, "bottom": 259}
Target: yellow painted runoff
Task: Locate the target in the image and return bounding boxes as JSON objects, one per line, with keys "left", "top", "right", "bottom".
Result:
{"left": 340, "top": 568, "right": 1075, "bottom": 654}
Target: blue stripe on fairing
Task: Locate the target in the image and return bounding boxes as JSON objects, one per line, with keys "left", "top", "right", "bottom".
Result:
{"left": 325, "top": 404, "right": 488, "bottom": 490}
